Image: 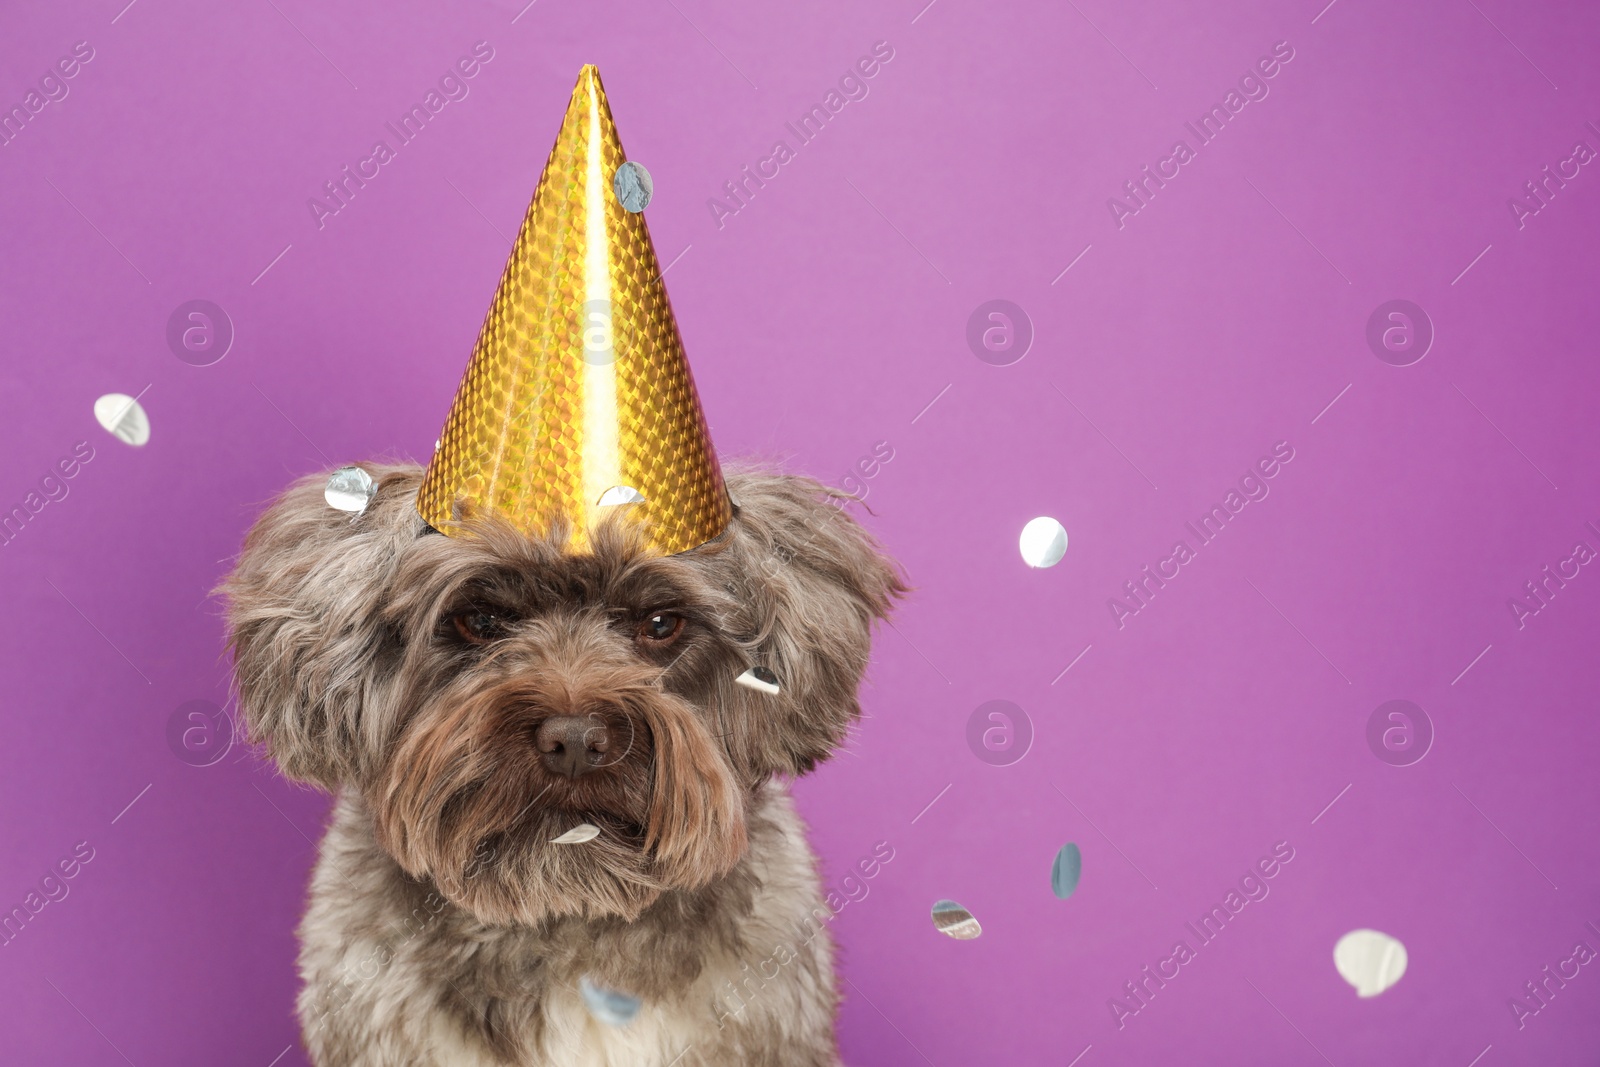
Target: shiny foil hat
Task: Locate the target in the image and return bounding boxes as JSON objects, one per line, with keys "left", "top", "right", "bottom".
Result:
{"left": 417, "top": 65, "right": 732, "bottom": 555}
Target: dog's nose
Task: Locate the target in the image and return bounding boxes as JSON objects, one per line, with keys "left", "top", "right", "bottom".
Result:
{"left": 534, "top": 715, "right": 611, "bottom": 779}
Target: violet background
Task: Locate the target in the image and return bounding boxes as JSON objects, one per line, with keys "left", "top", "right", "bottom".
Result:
{"left": 3, "top": 0, "right": 1599, "bottom": 1063}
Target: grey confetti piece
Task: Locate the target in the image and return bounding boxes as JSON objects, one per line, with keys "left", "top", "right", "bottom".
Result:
{"left": 613, "top": 161, "right": 653, "bottom": 212}
{"left": 580, "top": 975, "right": 641, "bottom": 1026}
{"left": 1052, "top": 842, "right": 1082, "bottom": 900}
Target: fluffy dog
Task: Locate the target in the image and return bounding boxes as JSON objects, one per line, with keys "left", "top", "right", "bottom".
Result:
{"left": 221, "top": 462, "right": 905, "bottom": 1066}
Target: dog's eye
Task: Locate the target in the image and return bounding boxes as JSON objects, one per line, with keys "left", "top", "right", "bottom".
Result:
{"left": 452, "top": 611, "right": 509, "bottom": 645}
{"left": 637, "top": 612, "right": 684, "bottom": 645}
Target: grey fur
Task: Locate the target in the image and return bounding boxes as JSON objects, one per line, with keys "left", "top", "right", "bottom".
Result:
{"left": 220, "top": 464, "right": 906, "bottom": 1065}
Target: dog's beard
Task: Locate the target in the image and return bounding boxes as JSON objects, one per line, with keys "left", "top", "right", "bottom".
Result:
{"left": 369, "top": 671, "right": 748, "bottom": 924}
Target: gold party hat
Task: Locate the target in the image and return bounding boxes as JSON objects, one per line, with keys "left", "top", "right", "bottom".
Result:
{"left": 417, "top": 65, "right": 732, "bottom": 555}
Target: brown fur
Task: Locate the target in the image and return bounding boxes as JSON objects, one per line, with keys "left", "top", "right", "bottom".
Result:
{"left": 220, "top": 463, "right": 905, "bottom": 1065}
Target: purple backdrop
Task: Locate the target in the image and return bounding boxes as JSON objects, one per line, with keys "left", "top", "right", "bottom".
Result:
{"left": 4, "top": 0, "right": 1599, "bottom": 1063}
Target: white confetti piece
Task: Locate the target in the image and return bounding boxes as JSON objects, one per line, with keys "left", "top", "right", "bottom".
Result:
{"left": 552, "top": 823, "right": 601, "bottom": 845}
{"left": 94, "top": 393, "right": 150, "bottom": 447}
{"left": 1334, "top": 929, "right": 1408, "bottom": 997}
{"left": 735, "top": 666, "right": 780, "bottom": 695}
{"left": 1019, "top": 516, "right": 1068, "bottom": 568}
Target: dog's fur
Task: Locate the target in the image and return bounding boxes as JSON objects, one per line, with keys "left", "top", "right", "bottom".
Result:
{"left": 220, "top": 463, "right": 905, "bottom": 1065}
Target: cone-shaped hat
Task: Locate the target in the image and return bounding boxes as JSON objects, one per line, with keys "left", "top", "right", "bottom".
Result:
{"left": 417, "top": 65, "right": 732, "bottom": 555}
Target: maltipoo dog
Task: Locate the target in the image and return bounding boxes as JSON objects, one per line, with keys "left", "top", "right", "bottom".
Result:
{"left": 221, "top": 462, "right": 903, "bottom": 1065}
{"left": 222, "top": 60, "right": 907, "bottom": 1065}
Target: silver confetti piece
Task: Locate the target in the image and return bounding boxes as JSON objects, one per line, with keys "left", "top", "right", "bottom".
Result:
{"left": 735, "top": 666, "right": 780, "bottom": 695}
{"left": 580, "top": 975, "right": 641, "bottom": 1026}
{"left": 552, "top": 823, "right": 601, "bottom": 845}
{"left": 613, "top": 161, "right": 653, "bottom": 213}
{"left": 931, "top": 899, "right": 981, "bottom": 940}
{"left": 325, "top": 466, "right": 377, "bottom": 513}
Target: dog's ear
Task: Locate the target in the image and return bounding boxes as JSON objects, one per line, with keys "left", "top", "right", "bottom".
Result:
{"left": 218, "top": 465, "right": 422, "bottom": 789}
{"left": 706, "top": 467, "right": 908, "bottom": 778}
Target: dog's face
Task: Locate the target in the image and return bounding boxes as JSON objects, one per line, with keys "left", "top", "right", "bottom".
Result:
{"left": 221, "top": 465, "right": 903, "bottom": 924}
